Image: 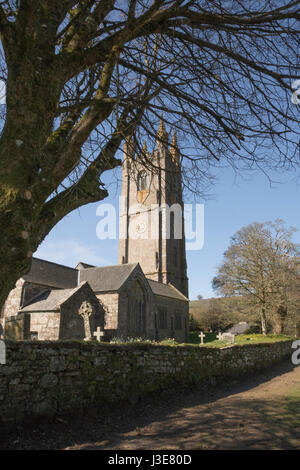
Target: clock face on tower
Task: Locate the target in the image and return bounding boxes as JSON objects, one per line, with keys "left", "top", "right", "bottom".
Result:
{"left": 136, "top": 222, "right": 146, "bottom": 234}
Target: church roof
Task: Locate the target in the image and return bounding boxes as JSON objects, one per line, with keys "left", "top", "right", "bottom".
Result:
{"left": 76, "top": 261, "right": 96, "bottom": 270}
{"left": 22, "top": 257, "right": 78, "bottom": 289}
{"left": 226, "top": 322, "right": 249, "bottom": 335}
{"left": 147, "top": 279, "right": 188, "bottom": 301}
{"left": 78, "top": 263, "right": 139, "bottom": 292}
{"left": 20, "top": 282, "right": 88, "bottom": 312}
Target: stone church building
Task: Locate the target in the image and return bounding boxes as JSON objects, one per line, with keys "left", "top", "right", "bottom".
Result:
{"left": 0, "top": 121, "right": 189, "bottom": 342}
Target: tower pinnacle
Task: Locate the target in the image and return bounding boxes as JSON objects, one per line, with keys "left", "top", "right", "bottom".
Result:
{"left": 142, "top": 141, "right": 148, "bottom": 154}
{"left": 156, "top": 117, "right": 168, "bottom": 145}
{"left": 170, "top": 131, "right": 180, "bottom": 162}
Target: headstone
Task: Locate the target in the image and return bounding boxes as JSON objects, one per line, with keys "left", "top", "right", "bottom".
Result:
{"left": 78, "top": 301, "right": 93, "bottom": 340}
{"left": 198, "top": 331, "right": 206, "bottom": 344}
{"left": 222, "top": 333, "right": 235, "bottom": 343}
{"left": 93, "top": 326, "right": 104, "bottom": 342}
{"left": 217, "top": 332, "right": 235, "bottom": 343}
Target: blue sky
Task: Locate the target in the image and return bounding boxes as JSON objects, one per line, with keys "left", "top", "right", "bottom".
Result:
{"left": 35, "top": 163, "right": 300, "bottom": 301}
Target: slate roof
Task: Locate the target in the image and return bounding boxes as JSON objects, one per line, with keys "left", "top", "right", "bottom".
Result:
{"left": 79, "top": 263, "right": 139, "bottom": 292}
{"left": 147, "top": 279, "right": 188, "bottom": 301}
{"left": 21, "top": 257, "right": 188, "bottom": 303}
{"left": 23, "top": 257, "right": 78, "bottom": 289}
{"left": 226, "top": 322, "right": 249, "bottom": 335}
{"left": 21, "top": 282, "right": 87, "bottom": 312}
{"left": 76, "top": 262, "right": 96, "bottom": 270}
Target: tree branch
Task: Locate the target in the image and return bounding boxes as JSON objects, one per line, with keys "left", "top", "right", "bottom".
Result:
{"left": 0, "top": 4, "right": 14, "bottom": 54}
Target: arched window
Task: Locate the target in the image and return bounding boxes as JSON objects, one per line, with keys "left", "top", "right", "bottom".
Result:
{"left": 137, "top": 171, "right": 148, "bottom": 191}
{"left": 173, "top": 246, "right": 178, "bottom": 267}
{"left": 175, "top": 311, "right": 182, "bottom": 330}
{"left": 170, "top": 212, "right": 174, "bottom": 239}
{"left": 128, "top": 281, "right": 146, "bottom": 337}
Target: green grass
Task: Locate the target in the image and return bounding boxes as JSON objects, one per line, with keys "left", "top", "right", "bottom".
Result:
{"left": 108, "top": 333, "right": 293, "bottom": 348}
{"left": 187, "top": 332, "right": 293, "bottom": 348}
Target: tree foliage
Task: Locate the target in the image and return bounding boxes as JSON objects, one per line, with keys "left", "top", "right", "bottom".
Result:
{"left": 213, "top": 220, "right": 300, "bottom": 334}
{"left": 0, "top": 1, "right": 299, "bottom": 309}
{"left": 189, "top": 295, "right": 247, "bottom": 331}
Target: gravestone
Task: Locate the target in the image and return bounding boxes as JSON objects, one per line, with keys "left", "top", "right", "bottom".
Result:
{"left": 222, "top": 333, "right": 235, "bottom": 343}
{"left": 78, "top": 301, "right": 93, "bottom": 340}
{"left": 93, "top": 326, "right": 104, "bottom": 342}
{"left": 198, "top": 331, "right": 206, "bottom": 345}
{"left": 217, "top": 332, "right": 235, "bottom": 343}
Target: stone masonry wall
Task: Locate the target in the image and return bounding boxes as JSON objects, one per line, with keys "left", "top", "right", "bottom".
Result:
{"left": 153, "top": 296, "right": 188, "bottom": 343}
{"left": 30, "top": 312, "right": 61, "bottom": 341}
{"left": 96, "top": 293, "right": 118, "bottom": 330}
{"left": 4, "top": 313, "right": 31, "bottom": 341}
{"left": 0, "top": 339, "right": 294, "bottom": 424}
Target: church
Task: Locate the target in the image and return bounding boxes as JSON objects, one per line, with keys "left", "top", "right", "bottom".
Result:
{"left": 0, "top": 121, "right": 189, "bottom": 343}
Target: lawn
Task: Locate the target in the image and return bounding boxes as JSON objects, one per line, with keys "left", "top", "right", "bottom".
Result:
{"left": 108, "top": 333, "right": 293, "bottom": 348}
{"left": 187, "top": 332, "right": 293, "bottom": 348}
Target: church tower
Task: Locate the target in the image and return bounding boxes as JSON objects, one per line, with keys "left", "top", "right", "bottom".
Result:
{"left": 118, "top": 120, "right": 189, "bottom": 297}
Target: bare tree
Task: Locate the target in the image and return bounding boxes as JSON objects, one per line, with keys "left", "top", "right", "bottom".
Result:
{"left": 190, "top": 295, "right": 247, "bottom": 331}
{"left": 213, "top": 220, "right": 300, "bottom": 335}
{"left": 0, "top": 1, "right": 299, "bottom": 310}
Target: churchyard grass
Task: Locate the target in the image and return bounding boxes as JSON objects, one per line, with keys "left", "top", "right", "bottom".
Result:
{"left": 197, "top": 334, "right": 293, "bottom": 348}
{"left": 108, "top": 333, "right": 293, "bottom": 348}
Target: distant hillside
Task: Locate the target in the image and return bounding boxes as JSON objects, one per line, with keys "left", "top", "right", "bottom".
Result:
{"left": 189, "top": 296, "right": 252, "bottom": 331}
{"left": 189, "top": 296, "right": 244, "bottom": 315}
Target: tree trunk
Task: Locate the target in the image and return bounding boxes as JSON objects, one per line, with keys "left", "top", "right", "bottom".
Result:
{"left": 0, "top": 217, "right": 35, "bottom": 313}
{"left": 295, "top": 320, "right": 300, "bottom": 338}
{"left": 0, "top": 186, "right": 38, "bottom": 313}
{"left": 260, "top": 307, "right": 267, "bottom": 335}
{"left": 0, "top": 245, "right": 32, "bottom": 314}
{"left": 278, "top": 305, "right": 287, "bottom": 335}
{"left": 272, "top": 305, "right": 288, "bottom": 335}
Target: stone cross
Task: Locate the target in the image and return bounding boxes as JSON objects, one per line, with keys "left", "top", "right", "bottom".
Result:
{"left": 216, "top": 331, "right": 223, "bottom": 341}
{"left": 78, "top": 301, "right": 93, "bottom": 341}
{"left": 198, "top": 331, "right": 206, "bottom": 344}
{"left": 93, "top": 326, "right": 104, "bottom": 342}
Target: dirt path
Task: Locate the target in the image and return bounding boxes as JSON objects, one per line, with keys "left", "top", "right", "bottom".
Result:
{"left": 1, "top": 360, "right": 300, "bottom": 450}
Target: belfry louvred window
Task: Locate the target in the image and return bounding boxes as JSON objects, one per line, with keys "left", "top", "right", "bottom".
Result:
{"left": 137, "top": 171, "right": 148, "bottom": 191}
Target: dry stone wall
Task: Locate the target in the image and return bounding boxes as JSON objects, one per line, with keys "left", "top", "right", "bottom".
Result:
{"left": 0, "top": 339, "right": 294, "bottom": 424}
